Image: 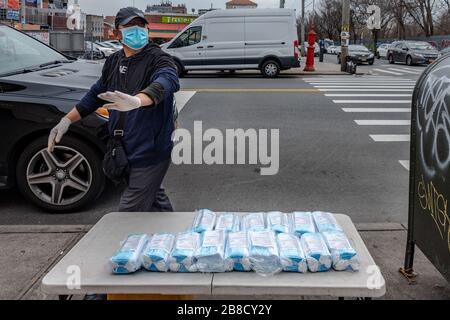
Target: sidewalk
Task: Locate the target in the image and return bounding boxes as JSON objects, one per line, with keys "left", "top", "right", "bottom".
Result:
{"left": 282, "top": 58, "right": 350, "bottom": 76}
{"left": 1, "top": 223, "right": 448, "bottom": 300}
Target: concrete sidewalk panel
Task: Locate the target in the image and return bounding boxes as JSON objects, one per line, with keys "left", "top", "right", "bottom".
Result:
{"left": 0, "top": 233, "right": 78, "bottom": 300}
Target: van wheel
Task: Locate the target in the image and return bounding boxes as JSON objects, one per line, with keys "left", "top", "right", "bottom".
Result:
{"left": 406, "top": 56, "right": 413, "bottom": 66}
{"left": 261, "top": 60, "right": 280, "bottom": 78}
{"left": 174, "top": 61, "right": 185, "bottom": 78}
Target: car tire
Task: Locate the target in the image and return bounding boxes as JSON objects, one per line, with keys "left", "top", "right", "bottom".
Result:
{"left": 406, "top": 55, "right": 413, "bottom": 66}
{"left": 388, "top": 54, "right": 395, "bottom": 64}
{"left": 369, "top": 60, "right": 374, "bottom": 65}
{"left": 16, "top": 136, "right": 105, "bottom": 213}
{"left": 260, "top": 60, "right": 280, "bottom": 78}
{"left": 174, "top": 60, "right": 185, "bottom": 78}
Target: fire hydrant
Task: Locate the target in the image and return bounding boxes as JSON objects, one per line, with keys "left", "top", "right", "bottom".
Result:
{"left": 304, "top": 30, "right": 316, "bottom": 72}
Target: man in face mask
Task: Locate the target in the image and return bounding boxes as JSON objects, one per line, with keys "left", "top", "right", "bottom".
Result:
{"left": 47, "top": 7, "right": 180, "bottom": 213}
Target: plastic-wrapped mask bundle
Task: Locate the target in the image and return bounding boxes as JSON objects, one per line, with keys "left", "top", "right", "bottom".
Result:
{"left": 322, "top": 231, "right": 360, "bottom": 271}
{"left": 277, "top": 233, "right": 308, "bottom": 273}
{"left": 110, "top": 234, "right": 148, "bottom": 274}
{"left": 195, "top": 230, "right": 228, "bottom": 273}
{"left": 266, "top": 212, "right": 290, "bottom": 234}
{"left": 215, "top": 213, "right": 240, "bottom": 233}
{"left": 142, "top": 233, "right": 175, "bottom": 272}
{"left": 169, "top": 232, "right": 201, "bottom": 273}
{"left": 292, "top": 212, "right": 316, "bottom": 236}
{"left": 241, "top": 213, "right": 266, "bottom": 232}
{"left": 312, "top": 211, "right": 343, "bottom": 233}
{"left": 248, "top": 230, "right": 282, "bottom": 275}
{"left": 225, "top": 231, "right": 251, "bottom": 272}
{"left": 192, "top": 209, "right": 217, "bottom": 233}
{"left": 300, "top": 233, "right": 332, "bottom": 273}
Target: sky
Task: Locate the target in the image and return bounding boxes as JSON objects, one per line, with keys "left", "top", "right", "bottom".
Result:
{"left": 70, "top": 0, "right": 307, "bottom": 16}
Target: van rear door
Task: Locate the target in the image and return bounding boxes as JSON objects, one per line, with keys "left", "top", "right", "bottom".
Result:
{"left": 203, "top": 16, "right": 246, "bottom": 68}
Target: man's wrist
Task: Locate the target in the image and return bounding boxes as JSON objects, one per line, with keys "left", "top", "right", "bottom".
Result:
{"left": 136, "top": 93, "right": 154, "bottom": 107}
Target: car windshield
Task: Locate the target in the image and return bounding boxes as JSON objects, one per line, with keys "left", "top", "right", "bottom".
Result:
{"left": 0, "top": 25, "right": 70, "bottom": 77}
{"left": 408, "top": 42, "right": 435, "bottom": 50}
{"left": 349, "top": 45, "right": 369, "bottom": 52}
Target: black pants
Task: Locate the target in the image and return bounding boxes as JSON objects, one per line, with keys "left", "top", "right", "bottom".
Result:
{"left": 118, "top": 159, "right": 173, "bottom": 212}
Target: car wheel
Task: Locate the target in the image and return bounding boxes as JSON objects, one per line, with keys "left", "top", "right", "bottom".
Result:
{"left": 388, "top": 54, "right": 395, "bottom": 64}
{"left": 406, "top": 55, "right": 413, "bottom": 66}
{"left": 369, "top": 60, "right": 374, "bottom": 65}
{"left": 16, "top": 136, "right": 105, "bottom": 213}
{"left": 260, "top": 60, "right": 280, "bottom": 78}
{"left": 174, "top": 61, "right": 185, "bottom": 78}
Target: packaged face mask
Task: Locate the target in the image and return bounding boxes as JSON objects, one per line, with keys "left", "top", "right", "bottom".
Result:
{"left": 192, "top": 209, "right": 217, "bottom": 233}
{"left": 110, "top": 234, "right": 149, "bottom": 274}
{"left": 215, "top": 213, "right": 240, "bottom": 233}
{"left": 169, "top": 232, "right": 201, "bottom": 273}
{"left": 292, "top": 212, "right": 316, "bottom": 236}
{"left": 322, "top": 231, "right": 360, "bottom": 271}
{"left": 266, "top": 212, "right": 290, "bottom": 234}
{"left": 241, "top": 213, "right": 266, "bottom": 232}
{"left": 312, "top": 211, "right": 343, "bottom": 233}
{"left": 225, "top": 231, "right": 251, "bottom": 272}
{"left": 142, "top": 233, "right": 175, "bottom": 272}
{"left": 248, "top": 230, "right": 282, "bottom": 275}
{"left": 195, "top": 230, "right": 229, "bottom": 273}
{"left": 300, "top": 233, "right": 332, "bottom": 273}
{"left": 277, "top": 233, "right": 308, "bottom": 273}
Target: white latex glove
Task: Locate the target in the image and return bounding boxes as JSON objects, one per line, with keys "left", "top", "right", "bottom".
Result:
{"left": 48, "top": 117, "right": 72, "bottom": 153}
{"left": 98, "top": 91, "right": 142, "bottom": 112}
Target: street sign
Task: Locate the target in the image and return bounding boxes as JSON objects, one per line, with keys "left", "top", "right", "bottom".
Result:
{"left": 161, "top": 16, "right": 196, "bottom": 24}
{"left": 6, "top": 9, "right": 19, "bottom": 21}
{"left": 404, "top": 55, "right": 450, "bottom": 283}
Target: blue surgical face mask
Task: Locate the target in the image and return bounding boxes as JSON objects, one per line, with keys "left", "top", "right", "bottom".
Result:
{"left": 120, "top": 25, "right": 149, "bottom": 50}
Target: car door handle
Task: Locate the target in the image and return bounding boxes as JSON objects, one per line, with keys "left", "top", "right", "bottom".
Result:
{"left": 197, "top": 46, "right": 204, "bottom": 49}
{"left": 207, "top": 45, "right": 214, "bottom": 48}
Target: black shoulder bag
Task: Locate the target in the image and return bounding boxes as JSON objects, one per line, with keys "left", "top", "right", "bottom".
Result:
{"left": 102, "top": 113, "right": 130, "bottom": 185}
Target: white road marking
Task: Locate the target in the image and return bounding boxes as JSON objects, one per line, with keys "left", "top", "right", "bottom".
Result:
{"left": 372, "top": 68, "right": 403, "bottom": 75}
{"left": 343, "top": 108, "right": 411, "bottom": 113}
{"left": 370, "top": 135, "right": 410, "bottom": 142}
{"left": 399, "top": 160, "right": 410, "bottom": 171}
{"left": 175, "top": 91, "right": 197, "bottom": 112}
{"left": 315, "top": 86, "right": 415, "bottom": 89}
{"left": 355, "top": 120, "right": 411, "bottom": 126}
{"left": 387, "top": 68, "right": 421, "bottom": 74}
{"left": 326, "top": 94, "right": 411, "bottom": 97}
{"left": 333, "top": 100, "right": 411, "bottom": 104}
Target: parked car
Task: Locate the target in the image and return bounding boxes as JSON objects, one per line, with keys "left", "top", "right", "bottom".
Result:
{"left": 303, "top": 42, "right": 320, "bottom": 57}
{"left": 100, "top": 40, "right": 123, "bottom": 51}
{"left": 84, "top": 41, "right": 107, "bottom": 59}
{"left": 387, "top": 41, "right": 439, "bottom": 65}
{"left": 337, "top": 45, "right": 374, "bottom": 65}
{"left": 87, "top": 41, "right": 115, "bottom": 57}
{"left": 440, "top": 46, "right": 450, "bottom": 56}
{"left": 161, "top": 9, "right": 300, "bottom": 78}
{"left": 327, "top": 45, "right": 338, "bottom": 55}
{"left": 376, "top": 43, "right": 390, "bottom": 59}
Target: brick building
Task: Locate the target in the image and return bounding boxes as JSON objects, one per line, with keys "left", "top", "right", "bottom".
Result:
{"left": 225, "top": 0, "right": 257, "bottom": 9}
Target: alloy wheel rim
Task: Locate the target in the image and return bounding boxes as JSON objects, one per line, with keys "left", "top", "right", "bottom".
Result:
{"left": 26, "top": 147, "right": 92, "bottom": 206}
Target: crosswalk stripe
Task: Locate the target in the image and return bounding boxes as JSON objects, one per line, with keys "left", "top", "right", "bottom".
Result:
{"left": 372, "top": 68, "right": 403, "bottom": 75}
{"left": 387, "top": 68, "right": 421, "bottom": 74}
{"left": 343, "top": 108, "right": 411, "bottom": 112}
{"left": 355, "top": 120, "right": 411, "bottom": 125}
{"left": 390, "top": 66, "right": 423, "bottom": 73}
{"left": 370, "top": 135, "right": 410, "bottom": 142}
{"left": 326, "top": 94, "right": 411, "bottom": 97}
{"left": 319, "top": 89, "right": 414, "bottom": 92}
{"left": 309, "top": 82, "right": 416, "bottom": 85}
{"left": 333, "top": 100, "right": 411, "bottom": 104}
{"left": 399, "top": 160, "right": 410, "bottom": 171}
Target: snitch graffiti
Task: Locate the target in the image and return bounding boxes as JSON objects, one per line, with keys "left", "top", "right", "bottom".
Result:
{"left": 417, "top": 64, "right": 450, "bottom": 179}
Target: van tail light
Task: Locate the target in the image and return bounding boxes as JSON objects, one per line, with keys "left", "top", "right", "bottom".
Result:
{"left": 294, "top": 40, "right": 299, "bottom": 60}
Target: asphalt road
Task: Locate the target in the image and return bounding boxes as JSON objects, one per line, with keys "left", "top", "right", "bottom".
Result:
{"left": 0, "top": 60, "right": 429, "bottom": 225}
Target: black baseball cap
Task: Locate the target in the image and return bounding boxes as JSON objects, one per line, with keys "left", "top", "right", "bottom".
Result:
{"left": 115, "top": 7, "right": 148, "bottom": 28}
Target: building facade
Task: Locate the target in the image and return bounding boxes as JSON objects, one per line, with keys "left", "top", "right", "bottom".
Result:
{"left": 86, "top": 14, "right": 103, "bottom": 41}
{"left": 225, "top": 0, "right": 257, "bottom": 9}
{"left": 145, "top": 1, "right": 187, "bottom": 14}
{"left": 145, "top": 12, "right": 197, "bottom": 44}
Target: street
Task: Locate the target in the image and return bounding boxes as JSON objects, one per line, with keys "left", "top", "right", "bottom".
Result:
{"left": 0, "top": 60, "right": 426, "bottom": 225}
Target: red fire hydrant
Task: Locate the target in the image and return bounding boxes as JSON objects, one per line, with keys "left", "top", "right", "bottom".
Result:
{"left": 304, "top": 30, "right": 316, "bottom": 72}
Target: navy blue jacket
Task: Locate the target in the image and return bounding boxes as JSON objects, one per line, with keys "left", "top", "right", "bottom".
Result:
{"left": 76, "top": 43, "right": 180, "bottom": 168}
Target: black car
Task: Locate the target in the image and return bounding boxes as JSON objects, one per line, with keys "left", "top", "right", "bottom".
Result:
{"left": 337, "top": 45, "right": 375, "bottom": 65}
{"left": 387, "top": 41, "right": 440, "bottom": 66}
{"left": 0, "top": 24, "right": 110, "bottom": 213}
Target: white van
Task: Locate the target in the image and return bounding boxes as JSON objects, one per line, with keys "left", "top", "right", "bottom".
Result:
{"left": 160, "top": 9, "right": 300, "bottom": 78}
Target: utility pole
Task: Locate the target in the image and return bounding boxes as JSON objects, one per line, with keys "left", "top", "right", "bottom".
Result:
{"left": 20, "top": 0, "right": 26, "bottom": 30}
{"left": 340, "top": 0, "right": 350, "bottom": 72}
{"left": 300, "top": 0, "right": 305, "bottom": 56}
{"left": 280, "top": 0, "right": 285, "bottom": 8}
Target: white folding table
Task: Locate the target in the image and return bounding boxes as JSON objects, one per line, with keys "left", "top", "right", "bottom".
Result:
{"left": 41, "top": 212, "right": 386, "bottom": 300}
